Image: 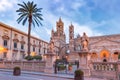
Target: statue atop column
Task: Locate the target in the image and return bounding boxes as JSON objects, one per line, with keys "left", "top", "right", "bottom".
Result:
{"left": 48, "top": 37, "right": 54, "bottom": 53}
{"left": 81, "top": 32, "right": 89, "bottom": 51}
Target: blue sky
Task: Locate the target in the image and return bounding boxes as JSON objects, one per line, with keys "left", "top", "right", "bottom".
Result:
{"left": 0, "top": 0, "right": 120, "bottom": 42}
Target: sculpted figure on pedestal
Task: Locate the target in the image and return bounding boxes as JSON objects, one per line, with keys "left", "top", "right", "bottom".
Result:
{"left": 81, "top": 32, "right": 89, "bottom": 51}
{"left": 49, "top": 38, "right": 54, "bottom": 53}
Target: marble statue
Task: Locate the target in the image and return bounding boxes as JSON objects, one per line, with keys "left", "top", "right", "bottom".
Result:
{"left": 81, "top": 32, "right": 89, "bottom": 51}
{"left": 49, "top": 38, "right": 54, "bottom": 52}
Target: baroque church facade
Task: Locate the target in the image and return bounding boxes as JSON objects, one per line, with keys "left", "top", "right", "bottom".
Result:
{"left": 50, "top": 18, "right": 120, "bottom": 65}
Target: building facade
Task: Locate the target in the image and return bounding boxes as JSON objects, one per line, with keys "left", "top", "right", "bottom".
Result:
{"left": 0, "top": 22, "right": 48, "bottom": 61}
{"left": 50, "top": 18, "right": 66, "bottom": 59}
{"left": 1, "top": 18, "right": 119, "bottom": 63}
{"left": 51, "top": 18, "right": 120, "bottom": 64}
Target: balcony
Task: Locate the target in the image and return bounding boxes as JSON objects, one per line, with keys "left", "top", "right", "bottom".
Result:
{"left": 20, "top": 49, "right": 25, "bottom": 53}
{"left": 3, "top": 45, "right": 9, "bottom": 50}
{"left": 13, "top": 48, "right": 18, "bottom": 52}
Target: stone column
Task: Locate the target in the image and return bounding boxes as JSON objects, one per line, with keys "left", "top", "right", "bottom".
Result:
{"left": 44, "top": 53, "right": 55, "bottom": 73}
{"left": 78, "top": 51, "right": 90, "bottom": 77}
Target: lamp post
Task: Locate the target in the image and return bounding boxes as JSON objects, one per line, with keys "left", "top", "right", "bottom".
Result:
{"left": 65, "top": 49, "right": 70, "bottom": 74}
{"left": 54, "top": 40, "right": 67, "bottom": 74}
{"left": 31, "top": 52, "right": 36, "bottom": 57}
{"left": 54, "top": 60, "right": 57, "bottom": 74}
{"left": 0, "top": 46, "right": 7, "bottom": 53}
{"left": 0, "top": 46, "right": 8, "bottom": 61}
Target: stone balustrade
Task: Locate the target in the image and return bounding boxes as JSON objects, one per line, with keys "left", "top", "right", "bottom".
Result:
{"left": 0, "top": 61, "right": 46, "bottom": 72}
{"left": 92, "top": 62, "right": 117, "bottom": 71}
{"left": 91, "top": 62, "right": 120, "bottom": 80}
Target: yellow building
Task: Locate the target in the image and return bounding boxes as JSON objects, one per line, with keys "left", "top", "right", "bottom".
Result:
{"left": 0, "top": 22, "right": 48, "bottom": 61}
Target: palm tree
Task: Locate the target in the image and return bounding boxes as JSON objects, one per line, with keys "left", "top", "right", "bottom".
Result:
{"left": 16, "top": 1, "right": 43, "bottom": 57}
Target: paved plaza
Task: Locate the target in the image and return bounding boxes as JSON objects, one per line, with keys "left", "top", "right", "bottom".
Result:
{"left": 0, "top": 71, "right": 72, "bottom": 80}
{"left": 0, "top": 70, "right": 107, "bottom": 80}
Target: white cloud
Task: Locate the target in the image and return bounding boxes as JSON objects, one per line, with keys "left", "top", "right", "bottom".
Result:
{"left": 43, "top": 11, "right": 58, "bottom": 30}
{"left": 0, "top": 0, "right": 17, "bottom": 12}
{"left": 72, "top": 2, "right": 84, "bottom": 10}
{"left": 31, "top": 30, "right": 40, "bottom": 38}
{"left": 58, "top": 18, "right": 104, "bottom": 42}
{"left": 44, "top": 27, "right": 51, "bottom": 36}
{"left": 42, "top": 10, "right": 103, "bottom": 42}
{"left": 1, "top": 0, "right": 116, "bottom": 42}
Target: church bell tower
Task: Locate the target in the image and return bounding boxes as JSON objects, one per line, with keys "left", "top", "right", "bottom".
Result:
{"left": 69, "top": 24, "right": 74, "bottom": 52}
{"left": 56, "top": 18, "right": 64, "bottom": 36}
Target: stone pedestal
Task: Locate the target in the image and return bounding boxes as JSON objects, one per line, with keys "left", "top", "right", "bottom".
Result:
{"left": 78, "top": 51, "right": 90, "bottom": 76}
{"left": 44, "top": 53, "right": 56, "bottom": 74}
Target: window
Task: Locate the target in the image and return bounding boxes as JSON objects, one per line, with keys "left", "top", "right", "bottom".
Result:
{"left": 39, "top": 41, "right": 41, "bottom": 45}
{"left": 21, "top": 44, "right": 24, "bottom": 49}
{"left": 33, "top": 47, "right": 35, "bottom": 52}
{"left": 3, "top": 52, "right": 7, "bottom": 58}
{"left": 3, "top": 40, "right": 7, "bottom": 46}
{"left": 44, "top": 48, "right": 45, "bottom": 53}
{"left": 12, "top": 53, "right": 17, "bottom": 60}
{"left": 21, "top": 36, "right": 24, "bottom": 40}
{"left": 33, "top": 40, "right": 35, "bottom": 44}
{"left": 39, "top": 48, "right": 40, "bottom": 54}
{"left": 20, "top": 53, "right": 25, "bottom": 59}
{"left": 114, "top": 52, "right": 118, "bottom": 55}
{"left": 78, "top": 45, "right": 81, "bottom": 51}
{"left": 39, "top": 48, "right": 40, "bottom": 52}
{"left": 14, "top": 42, "right": 17, "bottom": 48}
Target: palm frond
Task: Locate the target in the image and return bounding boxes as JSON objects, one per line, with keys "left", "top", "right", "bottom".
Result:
{"left": 22, "top": 16, "right": 28, "bottom": 25}
{"left": 32, "top": 19, "right": 35, "bottom": 27}
{"left": 33, "top": 16, "right": 43, "bottom": 26}
{"left": 33, "top": 17, "right": 40, "bottom": 27}
{"left": 23, "top": 2, "right": 29, "bottom": 11}
{"left": 17, "top": 13, "right": 28, "bottom": 24}
{"left": 17, "top": 3, "right": 26, "bottom": 10}
{"left": 16, "top": 1, "right": 43, "bottom": 27}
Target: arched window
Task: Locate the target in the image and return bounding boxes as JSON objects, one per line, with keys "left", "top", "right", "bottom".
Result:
{"left": 103, "top": 59, "right": 107, "bottom": 62}
{"left": 78, "top": 45, "right": 81, "bottom": 51}
{"left": 91, "top": 52, "right": 98, "bottom": 62}
{"left": 112, "top": 52, "right": 119, "bottom": 61}
{"left": 114, "top": 52, "right": 118, "bottom": 55}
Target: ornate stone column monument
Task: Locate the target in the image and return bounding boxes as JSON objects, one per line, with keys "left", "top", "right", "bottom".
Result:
{"left": 44, "top": 38, "right": 56, "bottom": 73}
{"left": 78, "top": 51, "right": 90, "bottom": 76}
{"left": 77, "top": 32, "right": 90, "bottom": 76}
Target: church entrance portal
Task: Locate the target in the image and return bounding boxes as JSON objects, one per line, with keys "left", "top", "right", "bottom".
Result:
{"left": 100, "top": 50, "right": 110, "bottom": 62}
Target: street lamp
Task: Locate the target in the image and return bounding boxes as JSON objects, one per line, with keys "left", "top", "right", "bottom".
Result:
{"left": 0, "top": 46, "right": 8, "bottom": 53}
{"left": 67, "top": 49, "right": 70, "bottom": 54}
{"left": 31, "top": 52, "right": 36, "bottom": 57}
{"left": 65, "top": 49, "right": 70, "bottom": 74}
{"left": 43, "top": 54, "right": 46, "bottom": 61}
